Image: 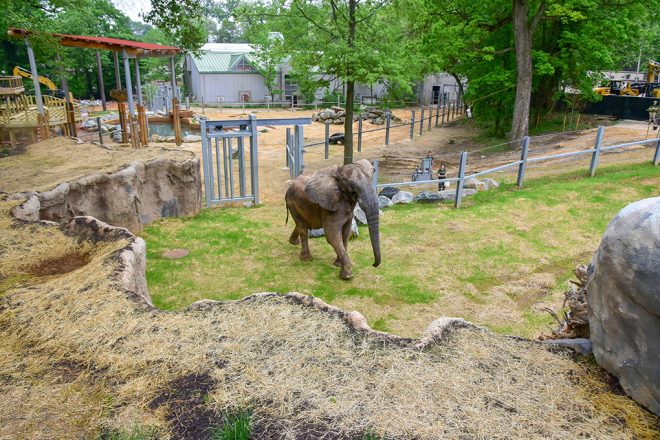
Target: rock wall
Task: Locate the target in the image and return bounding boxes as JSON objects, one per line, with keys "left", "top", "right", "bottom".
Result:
{"left": 11, "top": 157, "right": 202, "bottom": 233}
{"left": 587, "top": 197, "right": 660, "bottom": 415}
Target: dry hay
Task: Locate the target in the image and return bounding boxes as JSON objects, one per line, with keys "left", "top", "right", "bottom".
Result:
{"left": 0, "top": 137, "right": 194, "bottom": 194}
{"left": 0, "top": 200, "right": 658, "bottom": 439}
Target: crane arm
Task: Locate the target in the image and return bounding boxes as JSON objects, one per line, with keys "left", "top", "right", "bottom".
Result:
{"left": 12, "top": 66, "right": 58, "bottom": 92}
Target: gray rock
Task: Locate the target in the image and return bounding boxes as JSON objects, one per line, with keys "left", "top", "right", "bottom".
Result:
{"left": 378, "top": 195, "right": 393, "bottom": 209}
{"left": 414, "top": 191, "right": 444, "bottom": 203}
{"left": 542, "top": 338, "right": 592, "bottom": 355}
{"left": 462, "top": 188, "right": 477, "bottom": 197}
{"left": 309, "top": 218, "right": 359, "bottom": 239}
{"left": 463, "top": 177, "right": 487, "bottom": 191}
{"left": 182, "top": 134, "right": 202, "bottom": 143}
{"left": 588, "top": 197, "right": 660, "bottom": 415}
{"left": 482, "top": 177, "right": 500, "bottom": 189}
{"left": 437, "top": 190, "right": 456, "bottom": 200}
{"left": 391, "top": 190, "right": 413, "bottom": 204}
{"left": 354, "top": 204, "right": 367, "bottom": 225}
{"left": 308, "top": 228, "right": 325, "bottom": 238}
{"left": 379, "top": 186, "right": 400, "bottom": 199}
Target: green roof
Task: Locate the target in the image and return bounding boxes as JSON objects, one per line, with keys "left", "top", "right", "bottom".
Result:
{"left": 191, "top": 52, "right": 259, "bottom": 73}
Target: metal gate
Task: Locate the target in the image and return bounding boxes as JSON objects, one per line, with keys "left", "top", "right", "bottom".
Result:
{"left": 200, "top": 115, "right": 311, "bottom": 207}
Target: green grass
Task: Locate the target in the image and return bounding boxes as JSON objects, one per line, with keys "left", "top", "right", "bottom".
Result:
{"left": 142, "top": 162, "right": 659, "bottom": 338}
{"left": 211, "top": 410, "right": 252, "bottom": 440}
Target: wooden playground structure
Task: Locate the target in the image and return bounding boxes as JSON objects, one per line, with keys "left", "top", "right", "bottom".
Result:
{"left": 2, "top": 28, "right": 183, "bottom": 149}
{"left": 0, "top": 76, "right": 82, "bottom": 147}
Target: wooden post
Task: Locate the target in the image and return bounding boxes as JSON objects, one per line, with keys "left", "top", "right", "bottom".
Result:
{"left": 410, "top": 110, "right": 415, "bottom": 139}
{"left": 96, "top": 51, "right": 107, "bottom": 111}
{"left": 324, "top": 121, "right": 330, "bottom": 159}
{"left": 441, "top": 101, "right": 445, "bottom": 126}
{"left": 454, "top": 151, "right": 468, "bottom": 208}
{"left": 428, "top": 106, "right": 432, "bottom": 131}
{"left": 134, "top": 58, "right": 148, "bottom": 146}
{"left": 97, "top": 117, "right": 104, "bottom": 146}
{"left": 517, "top": 136, "right": 530, "bottom": 188}
{"left": 385, "top": 111, "right": 391, "bottom": 145}
{"left": 170, "top": 57, "right": 182, "bottom": 146}
{"left": 358, "top": 115, "right": 363, "bottom": 152}
{"left": 589, "top": 126, "right": 605, "bottom": 177}
{"left": 26, "top": 40, "right": 49, "bottom": 139}
{"left": 419, "top": 108, "right": 424, "bottom": 136}
{"left": 435, "top": 104, "right": 440, "bottom": 127}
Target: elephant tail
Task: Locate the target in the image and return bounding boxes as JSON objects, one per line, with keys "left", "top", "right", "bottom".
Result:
{"left": 285, "top": 205, "right": 289, "bottom": 225}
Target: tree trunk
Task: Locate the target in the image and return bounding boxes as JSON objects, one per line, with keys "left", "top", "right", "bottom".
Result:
{"left": 343, "top": 0, "right": 357, "bottom": 165}
{"left": 511, "top": 0, "right": 533, "bottom": 142}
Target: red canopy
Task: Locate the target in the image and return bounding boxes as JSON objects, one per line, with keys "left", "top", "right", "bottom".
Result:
{"left": 8, "top": 28, "right": 180, "bottom": 57}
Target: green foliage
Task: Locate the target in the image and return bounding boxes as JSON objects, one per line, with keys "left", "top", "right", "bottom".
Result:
{"left": 211, "top": 410, "right": 252, "bottom": 440}
{"left": 409, "top": 0, "right": 660, "bottom": 136}
{"left": 101, "top": 425, "right": 160, "bottom": 440}
{"left": 145, "top": 0, "right": 207, "bottom": 52}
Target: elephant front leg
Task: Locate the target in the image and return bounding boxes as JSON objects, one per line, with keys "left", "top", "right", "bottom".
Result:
{"left": 325, "top": 227, "right": 352, "bottom": 279}
{"left": 334, "top": 220, "right": 352, "bottom": 267}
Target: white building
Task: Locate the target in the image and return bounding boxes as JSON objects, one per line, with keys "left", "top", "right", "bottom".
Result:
{"left": 418, "top": 73, "right": 464, "bottom": 105}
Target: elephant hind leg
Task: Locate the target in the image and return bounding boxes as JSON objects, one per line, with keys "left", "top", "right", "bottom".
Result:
{"left": 298, "top": 227, "right": 312, "bottom": 261}
{"left": 289, "top": 228, "right": 300, "bottom": 245}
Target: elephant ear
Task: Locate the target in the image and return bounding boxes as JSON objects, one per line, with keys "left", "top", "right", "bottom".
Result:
{"left": 304, "top": 165, "right": 342, "bottom": 211}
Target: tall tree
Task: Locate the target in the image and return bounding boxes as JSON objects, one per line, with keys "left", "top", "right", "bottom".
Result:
{"left": 242, "top": 0, "right": 409, "bottom": 164}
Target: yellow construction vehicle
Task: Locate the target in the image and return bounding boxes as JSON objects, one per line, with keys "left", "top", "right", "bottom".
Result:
{"left": 12, "top": 66, "right": 74, "bottom": 101}
{"left": 595, "top": 61, "right": 660, "bottom": 98}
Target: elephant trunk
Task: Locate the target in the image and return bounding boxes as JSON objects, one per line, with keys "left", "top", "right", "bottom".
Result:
{"left": 359, "top": 186, "right": 381, "bottom": 267}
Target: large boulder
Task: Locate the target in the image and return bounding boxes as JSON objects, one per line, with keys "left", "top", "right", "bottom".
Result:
{"left": 379, "top": 186, "right": 400, "bottom": 200}
{"left": 391, "top": 191, "right": 413, "bottom": 205}
{"left": 378, "top": 195, "right": 393, "bottom": 209}
{"left": 587, "top": 197, "right": 660, "bottom": 415}
{"left": 414, "top": 191, "right": 444, "bottom": 203}
{"left": 309, "top": 219, "right": 359, "bottom": 239}
{"left": 353, "top": 204, "right": 367, "bottom": 225}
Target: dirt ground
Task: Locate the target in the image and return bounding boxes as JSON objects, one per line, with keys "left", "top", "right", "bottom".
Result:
{"left": 0, "top": 137, "right": 194, "bottom": 194}
{"left": 172, "top": 107, "right": 656, "bottom": 203}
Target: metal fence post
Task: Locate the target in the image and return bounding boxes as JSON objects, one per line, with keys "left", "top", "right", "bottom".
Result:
{"left": 96, "top": 117, "right": 104, "bottom": 146}
{"left": 419, "top": 108, "right": 424, "bottom": 136}
{"left": 295, "top": 124, "right": 304, "bottom": 176}
{"left": 372, "top": 159, "right": 379, "bottom": 194}
{"left": 654, "top": 138, "right": 660, "bottom": 166}
{"left": 385, "top": 112, "right": 391, "bottom": 145}
{"left": 435, "top": 104, "right": 440, "bottom": 127}
{"left": 517, "top": 136, "right": 530, "bottom": 188}
{"left": 285, "top": 127, "right": 291, "bottom": 167}
{"left": 324, "top": 121, "right": 330, "bottom": 159}
{"left": 410, "top": 110, "right": 415, "bottom": 139}
{"left": 199, "top": 117, "right": 212, "bottom": 208}
{"left": 249, "top": 114, "right": 260, "bottom": 205}
{"left": 358, "top": 115, "right": 363, "bottom": 152}
{"left": 454, "top": 151, "right": 468, "bottom": 208}
{"left": 589, "top": 126, "right": 605, "bottom": 177}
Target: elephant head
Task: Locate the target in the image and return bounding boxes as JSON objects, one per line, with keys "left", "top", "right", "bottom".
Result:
{"left": 304, "top": 159, "right": 381, "bottom": 267}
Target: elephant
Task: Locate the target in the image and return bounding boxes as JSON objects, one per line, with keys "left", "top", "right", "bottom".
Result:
{"left": 285, "top": 159, "right": 381, "bottom": 279}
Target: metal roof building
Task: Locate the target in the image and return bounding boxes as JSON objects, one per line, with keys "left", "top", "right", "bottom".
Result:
{"left": 184, "top": 43, "right": 272, "bottom": 104}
